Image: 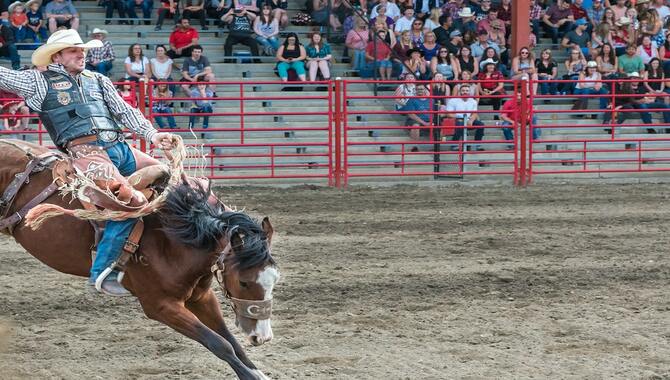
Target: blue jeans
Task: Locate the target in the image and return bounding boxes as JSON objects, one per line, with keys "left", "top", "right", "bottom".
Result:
{"left": 255, "top": 36, "right": 280, "bottom": 54}
{"left": 451, "top": 119, "right": 485, "bottom": 141}
{"left": 11, "top": 26, "right": 27, "bottom": 42}
{"left": 86, "top": 61, "right": 113, "bottom": 76}
{"left": 637, "top": 102, "right": 670, "bottom": 124}
{"left": 351, "top": 49, "right": 366, "bottom": 71}
{"left": 24, "top": 26, "right": 48, "bottom": 42}
{"left": 574, "top": 87, "right": 609, "bottom": 109}
{"left": 153, "top": 108, "right": 177, "bottom": 128}
{"left": 189, "top": 104, "right": 212, "bottom": 128}
{"left": 0, "top": 44, "right": 20, "bottom": 69}
{"left": 539, "top": 80, "right": 558, "bottom": 96}
{"left": 502, "top": 116, "right": 541, "bottom": 141}
{"left": 126, "top": 0, "right": 153, "bottom": 20}
{"left": 89, "top": 141, "right": 138, "bottom": 280}
{"left": 545, "top": 22, "right": 573, "bottom": 44}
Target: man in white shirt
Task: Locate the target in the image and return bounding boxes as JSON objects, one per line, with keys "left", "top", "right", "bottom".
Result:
{"left": 370, "top": 0, "right": 401, "bottom": 20}
{"left": 652, "top": 0, "right": 670, "bottom": 21}
{"left": 394, "top": 7, "right": 415, "bottom": 35}
{"left": 442, "top": 83, "right": 485, "bottom": 150}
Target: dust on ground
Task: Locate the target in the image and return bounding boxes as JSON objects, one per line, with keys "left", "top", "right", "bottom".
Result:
{"left": 1, "top": 183, "right": 669, "bottom": 379}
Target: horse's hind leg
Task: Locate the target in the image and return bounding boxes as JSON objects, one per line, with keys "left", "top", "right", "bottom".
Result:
{"left": 186, "top": 288, "right": 267, "bottom": 377}
{"left": 140, "top": 299, "right": 262, "bottom": 380}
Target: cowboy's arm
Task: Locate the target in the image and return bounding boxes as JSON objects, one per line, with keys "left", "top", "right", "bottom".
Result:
{"left": 0, "top": 67, "right": 41, "bottom": 100}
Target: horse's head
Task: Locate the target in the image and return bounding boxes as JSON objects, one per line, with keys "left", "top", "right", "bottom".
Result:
{"left": 160, "top": 180, "right": 280, "bottom": 346}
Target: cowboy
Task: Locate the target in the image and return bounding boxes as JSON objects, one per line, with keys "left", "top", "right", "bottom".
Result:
{"left": 0, "top": 29, "right": 177, "bottom": 296}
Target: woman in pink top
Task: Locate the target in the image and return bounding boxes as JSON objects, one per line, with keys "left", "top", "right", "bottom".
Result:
{"left": 346, "top": 18, "right": 370, "bottom": 72}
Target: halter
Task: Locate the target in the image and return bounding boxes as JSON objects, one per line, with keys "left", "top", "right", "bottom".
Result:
{"left": 211, "top": 243, "right": 273, "bottom": 320}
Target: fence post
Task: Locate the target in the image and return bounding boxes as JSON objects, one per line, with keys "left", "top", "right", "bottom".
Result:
{"left": 334, "top": 78, "right": 343, "bottom": 188}
{"left": 138, "top": 79, "right": 147, "bottom": 153}
{"left": 519, "top": 79, "right": 528, "bottom": 187}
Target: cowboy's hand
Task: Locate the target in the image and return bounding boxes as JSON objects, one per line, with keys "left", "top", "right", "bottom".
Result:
{"left": 151, "top": 132, "right": 177, "bottom": 150}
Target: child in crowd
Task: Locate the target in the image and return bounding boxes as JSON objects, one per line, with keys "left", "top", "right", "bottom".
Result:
{"left": 9, "top": 1, "right": 28, "bottom": 42}
{"left": 25, "top": 0, "right": 47, "bottom": 43}
{"left": 188, "top": 80, "right": 213, "bottom": 131}
{"left": 116, "top": 79, "right": 137, "bottom": 107}
{"left": 1, "top": 99, "right": 30, "bottom": 137}
{"left": 152, "top": 81, "right": 177, "bottom": 129}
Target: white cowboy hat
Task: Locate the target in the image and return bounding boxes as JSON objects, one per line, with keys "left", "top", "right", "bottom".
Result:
{"left": 587, "top": 60, "right": 597, "bottom": 68}
{"left": 32, "top": 29, "right": 103, "bottom": 66}
{"left": 90, "top": 28, "right": 109, "bottom": 36}
{"left": 628, "top": 71, "right": 641, "bottom": 78}
{"left": 480, "top": 58, "right": 498, "bottom": 68}
{"left": 25, "top": 0, "right": 40, "bottom": 8}
{"left": 458, "top": 7, "right": 474, "bottom": 17}
{"left": 615, "top": 16, "right": 631, "bottom": 26}
{"left": 8, "top": 1, "right": 25, "bottom": 13}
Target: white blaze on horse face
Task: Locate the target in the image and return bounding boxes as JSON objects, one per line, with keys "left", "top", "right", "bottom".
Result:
{"left": 249, "top": 266, "right": 280, "bottom": 344}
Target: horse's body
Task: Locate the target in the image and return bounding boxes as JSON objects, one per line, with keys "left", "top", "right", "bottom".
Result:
{"left": 0, "top": 140, "right": 278, "bottom": 380}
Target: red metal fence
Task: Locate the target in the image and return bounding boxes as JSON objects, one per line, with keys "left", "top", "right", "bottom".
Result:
{"left": 3, "top": 78, "right": 670, "bottom": 187}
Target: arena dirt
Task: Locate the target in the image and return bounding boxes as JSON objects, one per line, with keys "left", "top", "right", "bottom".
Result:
{"left": 1, "top": 183, "right": 669, "bottom": 379}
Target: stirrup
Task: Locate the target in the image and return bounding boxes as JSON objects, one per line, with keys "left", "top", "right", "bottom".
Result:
{"left": 94, "top": 267, "right": 115, "bottom": 292}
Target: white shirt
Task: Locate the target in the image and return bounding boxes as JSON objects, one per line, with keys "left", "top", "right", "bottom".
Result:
{"left": 424, "top": 18, "right": 439, "bottom": 32}
{"left": 653, "top": 5, "right": 670, "bottom": 21}
{"left": 443, "top": 97, "right": 478, "bottom": 119}
{"left": 124, "top": 56, "right": 150, "bottom": 76}
{"left": 150, "top": 57, "right": 174, "bottom": 79}
{"left": 371, "top": 2, "right": 401, "bottom": 20}
{"left": 394, "top": 17, "right": 415, "bottom": 33}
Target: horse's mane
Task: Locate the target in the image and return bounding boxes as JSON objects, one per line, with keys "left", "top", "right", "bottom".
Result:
{"left": 160, "top": 181, "right": 274, "bottom": 270}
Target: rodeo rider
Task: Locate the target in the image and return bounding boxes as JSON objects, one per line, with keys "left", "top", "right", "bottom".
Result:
{"left": 0, "top": 29, "right": 177, "bottom": 296}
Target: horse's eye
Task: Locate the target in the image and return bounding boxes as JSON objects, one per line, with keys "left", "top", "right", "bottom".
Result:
{"left": 239, "top": 281, "right": 249, "bottom": 288}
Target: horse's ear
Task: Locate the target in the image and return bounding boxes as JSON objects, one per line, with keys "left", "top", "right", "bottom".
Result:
{"left": 262, "top": 217, "right": 274, "bottom": 243}
{"left": 230, "top": 230, "right": 244, "bottom": 250}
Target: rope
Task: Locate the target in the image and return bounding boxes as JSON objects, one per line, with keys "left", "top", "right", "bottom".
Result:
{"left": 24, "top": 135, "right": 187, "bottom": 230}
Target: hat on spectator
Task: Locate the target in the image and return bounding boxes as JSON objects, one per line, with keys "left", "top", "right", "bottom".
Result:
{"left": 628, "top": 72, "right": 641, "bottom": 78}
{"left": 575, "top": 18, "right": 588, "bottom": 26}
{"left": 25, "top": 0, "right": 40, "bottom": 7}
{"left": 458, "top": 7, "right": 474, "bottom": 18}
{"left": 449, "top": 30, "right": 462, "bottom": 39}
{"left": 480, "top": 58, "right": 498, "bottom": 68}
{"left": 615, "top": 17, "right": 631, "bottom": 26}
{"left": 406, "top": 48, "right": 425, "bottom": 57}
{"left": 586, "top": 61, "right": 597, "bottom": 68}
{"left": 8, "top": 1, "right": 24, "bottom": 13}
{"left": 637, "top": 0, "right": 650, "bottom": 4}
{"left": 91, "top": 28, "right": 109, "bottom": 36}
{"left": 32, "top": 29, "right": 103, "bottom": 66}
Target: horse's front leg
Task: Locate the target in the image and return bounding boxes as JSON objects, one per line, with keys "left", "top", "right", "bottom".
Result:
{"left": 186, "top": 288, "right": 269, "bottom": 379}
{"left": 139, "top": 298, "right": 262, "bottom": 380}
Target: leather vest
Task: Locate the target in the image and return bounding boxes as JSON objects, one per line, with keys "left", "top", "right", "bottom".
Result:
{"left": 39, "top": 70, "right": 122, "bottom": 149}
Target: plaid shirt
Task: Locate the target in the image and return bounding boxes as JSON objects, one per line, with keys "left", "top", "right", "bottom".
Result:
{"left": 86, "top": 39, "right": 115, "bottom": 64}
{"left": 530, "top": 4, "right": 543, "bottom": 20}
{"left": 586, "top": 7, "right": 605, "bottom": 25}
{"left": 442, "top": 2, "right": 462, "bottom": 21}
{"left": 0, "top": 64, "right": 157, "bottom": 142}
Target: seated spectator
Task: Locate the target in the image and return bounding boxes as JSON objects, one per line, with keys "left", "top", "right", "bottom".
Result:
{"left": 222, "top": 7, "right": 260, "bottom": 63}
{"left": 573, "top": 61, "right": 609, "bottom": 111}
{"left": 638, "top": 8, "right": 664, "bottom": 48}
{"left": 234, "top": 0, "right": 259, "bottom": 15}
{"left": 409, "top": 17, "right": 424, "bottom": 45}
{"left": 419, "top": 31, "right": 440, "bottom": 62}
{"left": 612, "top": 0, "right": 629, "bottom": 21}
{"left": 561, "top": 48, "right": 587, "bottom": 94}
{"left": 0, "top": 22, "right": 20, "bottom": 69}
{"left": 370, "top": 0, "right": 400, "bottom": 20}
{"left": 478, "top": 46, "right": 506, "bottom": 76}
{"left": 0, "top": 97, "right": 29, "bottom": 133}
{"left": 394, "top": 7, "right": 415, "bottom": 36}
{"left": 643, "top": 57, "right": 665, "bottom": 97}
{"left": 477, "top": 58, "right": 505, "bottom": 113}
{"left": 596, "top": 43, "right": 619, "bottom": 82}
{"left": 180, "top": 44, "right": 215, "bottom": 93}
{"left": 452, "top": 70, "right": 479, "bottom": 98}
{"left": 444, "top": 29, "right": 463, "bottom": 56}
{"left": 423, "top": 8, "right": 441, "bottom": 32}
{"left": 183, "top": 0, "right": 208, "bottom": 30}
{"left": 150, "top": 44, "right": 175, "bottom": 92}
{"left": 637, "top": 35, "right": 660, "bottom": 66}
{"left": 205, "top": 0, "right": 229, "bottom": 28}
{"left": 365, "top": 30, "right": 393, "bottom": 80}
{"left": 543, "top": 0, "right": 574, "bottom": 45}
{"left": 430, "top": 47, "right": 456, "bottom": 80}
{"left": 116, "top": 79, "right": 137, "bottom": 106}
{"left": 104, "top": 0, "right": 128, "bottom": 25}
{"left": 591, "top": 22, "right": 613, "bottom": 58}
{"left": 155, "top": 0, "right": 180, "bottom": 31}
{"left": 254, "top": 4, "right": 279, "bottom": 56}
{"left": 562, "top": 18, "right": 592, "bottom": 58}
{"left": 345, "top": 18, "right": 369, "bottom": 72}
{"left": 454, "top": 45, "right": 478, "bottom": 77}
{"left": 152, "top": 82, "right": 177, "bottom": 129}
{"left": 276, "top": 33, "right": 307, "bottom": 82}
{"left": 167, "top": 18, "right": 199, "bottom": 59}
{"left": 604, "top": 73, "right": 670, "bottom": 131}
{"left": 473, "top": 0, "right": 492, "bottom": 22}
{"left": 430, "top": 72, "right": 451, "bottom": 107}
{"left": 500, "top": 85, "right": 540, "bottom": 148}
{"left": 371, "top": 5, "right": 394, "bottom": 30}
{"left": 188, "top": 80, "right": 213, "bottom": 131}
{"left": 305, "top": 32, "right": 331, "bottom": 81}
{"left": 126, "top": 0, "right": 153, "bottom": 25}
{"left": 265, "top": 0, "right": 288, "bottom": 29}
{"left": 612, "top": 16, "right": 634, "bottom": 56}
{"left": 372, "top": 18, "right": 396, "bottom": 47}
{"left": 393, "top": 30, "right": 414, "bottom": 67}
{"left": 442, "top": 83, "right": 485, "bottom": 150}
{"left": 536, "top": 48, "right": 559, "bottom": 96}
{"left": 125, "top": 43, "right": 152, "bottom": 82}
{"left": 85, "top": 28, "right": 114, "bottom": 76}
{"left": 433, "top": 14, "right": 454, "bottom": 48}
{"left": 394, "top": 73, "right": 416, "bottom": 110}
{"left": 24, "top": 0, "right": 48, "bottom": 43}
{"left": 8, "top": 1, "right": 27, "bottom": 42}
{"left": 618, "top": 43, "right": 645, "bottom": 76}
{"left": 530, "top": 0, "right": 543, "bottom": 37}
{"left": 45, "top": 0, "right": 79, "bottom": 34}
{"left": 602, "top": 6, "right": 616, "bottom": 27}
{"left": 312, "top": 0, "right": 341, "bottom": 31}
{"left": 403, "top": 48, "right": 427, "bottom": 80}
{"left": 510, "top": 47, "right": 539, "bottom": 94}
{"left": 401, "top": 84, "right": 432, "bottom": 142}
{"left": 470, "top": 29, "right": 500, "bottom": 60}
{"left": 453, "top": 7, "right": 477, "bottom": 36}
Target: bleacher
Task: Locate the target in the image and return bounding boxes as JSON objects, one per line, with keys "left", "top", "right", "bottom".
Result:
{"left": 4, "top": 0, "right": 670, "bottom": 184}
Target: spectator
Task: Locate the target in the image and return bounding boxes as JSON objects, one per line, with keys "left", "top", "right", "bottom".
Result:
{"left": 205, "top": 0, "right": 230, "bottom": 28}
{"left": 346, "top": 18, "right": 369, "bottom": 72}
{"left": 536, "top": 48, "right": 559, "bottom": 96}
{"left": 478, "top": 7, "right": 505, "bottom": 37}
{"left": 453, "top": 7, "right": 477, "bottom": 36}
{"left": 85, "top": 28, "right": 115, "bottom": 76}
{"left": 470, "top": 29, "right": 500, "bottom": 59}
{"left": 370, "top": 0, "right": 401, "bottom": 20}
{"left": 394, "top": 7, "right": 415, "bottom": 36}
{"left": 0, "top": 22, "right": 20, "bottom": 69}
{"left": 454, "top": 45, "right": 478, "bottom": 77}
{"left": 497, "top": 0, "right": 512, "bottom": 30}
{"left": 652, "top": 0, "right": 670, "bottom": 21}
{"left": 591, "top": 22, "right": 614, "bottom": 57}
{"left": 265, "top": 0, "right": 288, "bottom": 29}
{"left": 643, "top": 57, "right": 665, "bottom": 96}
{"left": 443, "top": 0, "right": 466, "bottom": 22}
{"left": 433, "top": 14, "right": 454, "bottom": 48}
{"left": 305, "top": 32, "right": 331, "bottom": 81}
{"left": 529, "top": 0, "right": 543, "bottom": 38}
{"left": 150, "top": 44, "right": 175, "bottom": 92}
{"left": 180, "top": 44, "right": 215, "bottom": 93}
{"left": 365, "top": 30, "right": 393, "bottom": 80}
{"left": 605, "top": 73, "right": 670, "bottom": 131}
{"left": 116, "top": 79, "right": 136, "bottom": 106}
{"left": 612, "top": 16, "right": 634, "bottom": 56}
{"left": 510, "top": 47, "right": 539, "bottom": 94}
{"left": 125, "top": 43, "right": 151, "bottom": 82}
{"left": 276, "top": 33, "right": 307, "bottom": 82}
{"left": 543, "top": 0, "right": 574, "bottom": 45}
{"left": 234, "top": 0, "right": 259, "bottom": 15}
{"left": 254, "top": 3, "right": 279, "bottom": 56}
{"left": 474, "top": 0, "right": 492, "bottom": 22}
{"left": 152, "top": 82, "right": 177, "bottom": 129}
{"left": 126, "top": 0, "right": 153, "bottom": 25}
{"left": 372, "top": 18, "right": 396, "bottom": 47}
{"left": 602, "top": 7, "right": 616, "bottom": 26}
{"left": 403, "top": 48, "right": 427, "bottom": 79}
{"left": 182, "top": 0, "right": 208, "bottom": 30}
{"left": 371, "top": 5, "right": 394, "bottom": 30}
{"left": 430, "top": 46, "right": 456, "bottom": 80}
{"left": 638, "top": 35, "right": 660, "bottom": 65}
{"left": 8, "top": 1, "right": 27, "bottom": 42}
{"left": 167, "top": 18, "right": 199, "bottom": 59}
{"left": 573, "top": 61, "right": 609, "bottom": 112}
{"left": 104, "top": 0, "right": 128, "bottom": 25}
{"left": 612, "top": 0, "right": 628, "bottom": 21}
{"left": 44, "top": 0, "right": 79, "bottom": 33}
{"left": 0, "top": 95, "right": 29, "bottom": 133}
{"left": 24, "top": 0, "right": 47, "bottom": 43}
{"left": 442, "top": 83, "right": 485, "bottom": 150}
{"left": 413, "top": 0, "right": 433, "bottom": 21}
{"left": 562, "top": 18, "right": 591, "bottom": 58}
{"left": 453, "top": 70, "right": 479, "bottom": 98}
{"left": 409, "top": 17, "right": 424, "bottom": 45}
{"left": 625, "top": 7, "right": 640, "bottom": 34}
{"left": 430, "top": 72, "right": 451, "bottom": 106}
{"left": 562, "top": 48, "right": 587, "bottom": 94}
{"left": 401, "top": 84, "right": 432, "bottom": 142}
{"left": 587, "top": 0, "right": 605, "bottom": 29}
{"left": 419, "top": 31, "right": 440, "bottom": 62}
{"left": 500, "top": 87, "right": 540, "bottom": 149}
{"left": 477, "top": 58, "right": 505, "bottom": 113}
{"left": 394, "top": 72, "right": 416, "bottom": 110}
{"left": 619, "top": 43, "right": 645, "bottom": 76}
{"left": 222, "top": 6, "right": 259, "bottom": 63}
{"left": 444, "top": 29, "right": 463, "bottom": 56}
{"left": 478, "top": 46, "right": 505, "bottom": 75}
{"left": 638, "top": 9, "right": 664, "bottom": 49}
{"left": 596, "top": 42, "right": 619, "bottom": 81}
{"left": 423, "top": 8, "right": 441, "bottom": 32}
{"left": 312, "top": 0, "right": 341, "bottom": 31}
{"left": 188, "top": 80, "right": 213, "bottom": 131}
{"left": 570, "top": 0, "right": 590, "bottom": 28}
{"left": 155, "top": 0, "right": 180, "bottom": 31}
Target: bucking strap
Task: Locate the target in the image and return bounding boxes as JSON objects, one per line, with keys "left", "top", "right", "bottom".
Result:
{"left": 112, "top": 219, "right": 145, "bottom": 272}
{"left": 0, "top": 152, "right": 60, "bottom": 218}
{"left": 0, "top": 182, "right": 59, "bottom": 232}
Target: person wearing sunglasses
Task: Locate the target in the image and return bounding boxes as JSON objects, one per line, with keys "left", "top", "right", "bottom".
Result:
{"left": 395, "top": 7, "right": 416, "bottom": 36}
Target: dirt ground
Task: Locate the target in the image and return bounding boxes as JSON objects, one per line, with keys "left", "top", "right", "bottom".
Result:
{"left": 1, "top": 183, "right": 670, "bottom": 380}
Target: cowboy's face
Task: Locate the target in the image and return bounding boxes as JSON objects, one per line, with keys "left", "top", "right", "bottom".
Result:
{"left": 52, "top": 47, "right": 86, "bottom": 73}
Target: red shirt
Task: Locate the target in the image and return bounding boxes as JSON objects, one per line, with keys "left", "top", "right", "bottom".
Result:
{"left": 366, "top": 40, "right": 392, "bottom": 61}
{"left": 169, "top": 27, "right": 199, "bottom": 49}
{"left": 477, "top": 71, "right": 505, "bottom": 91}
{"left": 570, "top": 4, "right": 589, "bottom": 22}
{"left": 502, "top": 97, "right": 531, "bottom": 123}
